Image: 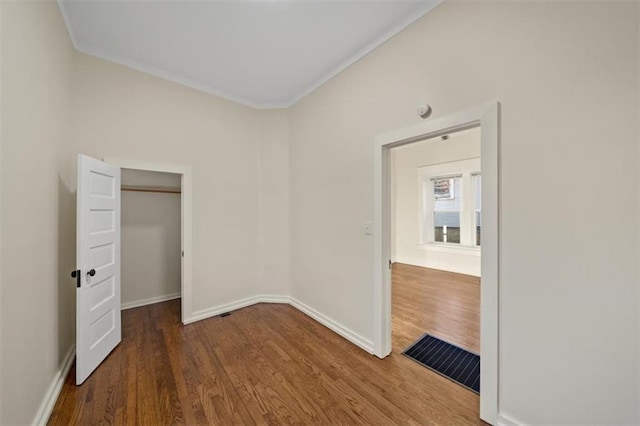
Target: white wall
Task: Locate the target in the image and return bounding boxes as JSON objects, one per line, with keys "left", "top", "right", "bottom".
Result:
{"left": 1, "top": 2, "right": 76, "bottom": 423}
{"left": 289, "top": 2, "right": 638, "bottom": 424}
{"left": 391, "top": 126, "right": 480, "bottom": 275}
{"left": 121, "top": 169, "right": 181, "bottom": 306}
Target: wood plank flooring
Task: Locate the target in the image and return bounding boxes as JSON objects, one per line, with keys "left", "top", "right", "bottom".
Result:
{"left": 49, "top": 294, "right": 482, "bottom": 425}
{"left": 392, "top": 263, "right": 481, "bottom": 354}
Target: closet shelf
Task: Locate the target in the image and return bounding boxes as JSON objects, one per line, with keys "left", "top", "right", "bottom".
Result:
{"left": 121, "top": 185, "right": 181, "bottom": 194}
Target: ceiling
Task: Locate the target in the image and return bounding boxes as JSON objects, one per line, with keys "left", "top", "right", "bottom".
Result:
{"left": 58, "top": 1, "right": 443, "bottom": 109}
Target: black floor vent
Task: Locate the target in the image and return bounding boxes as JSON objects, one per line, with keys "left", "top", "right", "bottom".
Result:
{"left": 403, "top": 334, "right": 480, "bottom": 394}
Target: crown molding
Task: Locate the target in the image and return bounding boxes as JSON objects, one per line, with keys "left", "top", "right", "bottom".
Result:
{"left": 57, "top": 0, "right": 443, "bottom": 110}
{"left": 283, "top": 0, "right": 443, "bottom": 108}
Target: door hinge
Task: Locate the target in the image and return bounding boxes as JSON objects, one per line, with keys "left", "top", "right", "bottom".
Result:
{"left": 71, "top": 269, "right": 81, "bottom": 288}
{"left": 182, "top": 250, "right": 184, "bottom": 257}
{"left": 389, "top": 260, "right": 392, "bottom": 270}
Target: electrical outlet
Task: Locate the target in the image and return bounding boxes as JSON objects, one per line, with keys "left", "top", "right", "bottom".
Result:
{"left": 364, "top": 221, "right": 373, "bottom": 235}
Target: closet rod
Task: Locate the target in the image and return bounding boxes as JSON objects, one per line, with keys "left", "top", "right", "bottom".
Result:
{"left": 121, "top": 185, "right": 181, "bottom": 194}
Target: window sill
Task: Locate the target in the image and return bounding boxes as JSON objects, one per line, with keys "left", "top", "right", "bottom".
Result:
{"left": 418, "top": 243, "right": 481, "bottom": 256}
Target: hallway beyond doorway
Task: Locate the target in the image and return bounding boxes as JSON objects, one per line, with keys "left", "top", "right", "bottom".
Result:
{"left": 392, "top": 263, "right": 480, "bottom": 354}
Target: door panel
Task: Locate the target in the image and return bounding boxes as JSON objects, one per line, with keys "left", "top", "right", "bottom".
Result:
{"left": 76, "top": 154, "right": 121, "bottom": 385}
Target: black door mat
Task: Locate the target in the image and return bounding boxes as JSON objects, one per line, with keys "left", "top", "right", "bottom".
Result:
{"left": 402, "top": 334, "right": 480, "bottom": 394}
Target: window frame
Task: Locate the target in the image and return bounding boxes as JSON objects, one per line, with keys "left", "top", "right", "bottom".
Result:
{"left": 418, "top": 158, "right": 481, "bottom": 250}
{"left": 472, "top": 172, "right": 481, "bottom": 246}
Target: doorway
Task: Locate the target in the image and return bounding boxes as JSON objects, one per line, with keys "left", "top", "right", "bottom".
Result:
{"left": 104, "top": 158, "right": 193, "bottom": 324}
{"left": 390, "top": 127, "right": 481, "bottom": 392}
{"left": 373, "top": 101, "right": 500, "bottom": 424}
{"left": 120, "top": 168, "right": 182, "bottom": 311}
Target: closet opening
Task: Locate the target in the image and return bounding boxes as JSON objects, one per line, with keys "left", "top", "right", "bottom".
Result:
{"left": 120, "top": 168, "right": 183, "bottom": 317}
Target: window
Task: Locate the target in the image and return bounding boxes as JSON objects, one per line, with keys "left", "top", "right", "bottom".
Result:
{"left": 473, "top": 173, "right": 481, "bottom": 246}
{"left": 419, "top": 158, "right": 480, "bottom": 249}
{"left": 432, "top": 176, "right": 461, "bottom": 244}
{"left": 433, "top": 177, "right": 455, "bottom": 200}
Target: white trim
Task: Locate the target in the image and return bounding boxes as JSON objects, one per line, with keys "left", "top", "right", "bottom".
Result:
{"left": 184, "top": 294, "right": 287, "bottom": 324}
{"left": 418, "top": 158, "right": 481, "bottom": 247}
{"left": 183, "top": 295, "right": 374, "bottom": 354}
{"left": 74, "top": 42, "right": 270, "bottom": 109}
{"left": 285, "top": 1, "right": 444, "bottom": 108}
{"left": 32, "top": 345, "right": 76, "bottom": 426}
{"left": 103, "top": 158, "right": 193, "bottom": 325}
{"left": 56, "top": 0, "right": 443, "bottom": 109}
{"left": 373, "top": 101, "right": 501, "bottom": 425}
{"left": 257, "top": 295, "right": 291, "bottom": 304}
{"left": 288, "top": 297, "right": 375, "bottom": 354}
{"left": 394, "top": 255, "right": 480, "bottom": 278}
{"left": 185, "top": 295, "right": 265, "bottom": 324}
{"left": 497, "top": 413, "right": 523, "bottom": 426}
{"left": 121, "top": 293, "right": 181, "bottom": 310}
{"left": 417, "top": 243, "right": 481, "bottom": 255}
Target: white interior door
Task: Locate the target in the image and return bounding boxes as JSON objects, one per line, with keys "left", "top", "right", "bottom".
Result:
{"left": 75, "top": 154, "right": 121, "bottom": 385}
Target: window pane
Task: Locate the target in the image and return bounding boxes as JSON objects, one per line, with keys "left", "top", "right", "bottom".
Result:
{"left": 433, "top": 176, "right": 461, "bottom": 244}
{"left": 434, "top": 178, "right": 454, "bottom": 200}
{"left": 433, "top": 226, "right": 461, "bottom": 243}
{"left": 434, "top": 211, "right": 461, "bottom": 243}
{"left": 473, "top": 174, "right": 481, "bottom": 246}
{"left": 433, "top": 177, "right": 461, "bottom": 211}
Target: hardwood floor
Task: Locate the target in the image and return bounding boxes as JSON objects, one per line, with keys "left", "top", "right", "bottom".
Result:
{"left": 392, "top": 262, "right": 481, "bottom": 355}
{"left": 49, "top": 298, "right": 482, "bottom": 425}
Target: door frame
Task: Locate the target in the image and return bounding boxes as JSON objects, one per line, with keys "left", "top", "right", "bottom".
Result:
{"left": 373, "top": 101, "right": 500, "bottom": 424}
{"left": 103, "top": 158, "right": 193, "bottom": 325}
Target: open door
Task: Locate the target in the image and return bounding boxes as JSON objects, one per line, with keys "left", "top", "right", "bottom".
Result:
{"left": 74, "top": 154, "right": 121, "bottom": 385}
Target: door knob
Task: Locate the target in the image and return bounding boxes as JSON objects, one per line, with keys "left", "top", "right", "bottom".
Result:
{"left": 87, "top": 269, "right": 96, "bottom": 277}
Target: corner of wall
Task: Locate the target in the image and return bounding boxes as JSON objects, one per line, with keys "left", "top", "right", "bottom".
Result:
{"left": 496, "top": 413, "right": 523, "bottom": 426}
{"left": 31, "top": 345, "right": 75, "bottom": 426}
{"left": 255, "top": 109, "right": 292, "bottom": 297}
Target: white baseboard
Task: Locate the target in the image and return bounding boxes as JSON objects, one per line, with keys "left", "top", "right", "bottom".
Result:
{"left": 32, "top": 344, "right": 76, "bottom": 426}
{"left": 184, "top": 294, "right": 290, "bottom": 324}
{"left": 394, "top": 255, "right": 480, "bottom": 277}
{"left": 183, "top": 295, "right": 374, "bottom": 355}
{"left": 255, "top": 294, "right": 290, "bottom": 304}
{"left": 121, "top": 292, "right": 181, "bottom": 310}
{"left": 184, "top": 295, "right": 262, "bottom": 324}
{"left": 288, "top": 297, "right": 375, "bottom": 354}
{"left": 497, "top": 413, "right": 523, "bottom": 426}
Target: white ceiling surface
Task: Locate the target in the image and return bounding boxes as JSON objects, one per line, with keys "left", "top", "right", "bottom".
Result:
{"left": 58, "top": 1, "right": 443, "bottom": 108}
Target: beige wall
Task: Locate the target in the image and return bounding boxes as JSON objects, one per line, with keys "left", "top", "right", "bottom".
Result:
{"left": 289, "top": 2, "right": 638, "bottom": 424}
{"left": 1, "top": 6, "right": 292, "bottom": 420}
{"left": 1, "top": 1, "right": 76, "bottom": 424}
{"left": 71, "top": 53, "right": 263, "bottom": 316}
{"left": 391, "top": 127, "right": 480, "bottom": 275}
{"left": 256, "top": 110, "right": 291, "bottom": 296}
{"left": 2, "top": 1, "right": 639, "bottom": 424}
{"left": 121, "top": 169, "right": 181, "bottom": 306}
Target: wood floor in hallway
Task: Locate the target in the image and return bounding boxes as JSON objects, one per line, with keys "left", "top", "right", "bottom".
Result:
{"left": 49, "top": 294, "right": 482, "bottom": 424}
{"left": 392, "top": 263, "right": 481, "bottom": 355}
